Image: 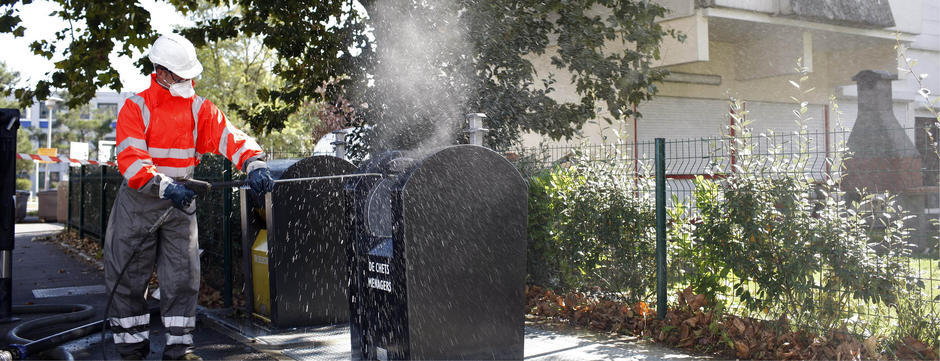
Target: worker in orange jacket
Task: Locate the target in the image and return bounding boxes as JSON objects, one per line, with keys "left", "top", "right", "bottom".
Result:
{"left": 104, "top": 33, "right": 274, "bottom": 360}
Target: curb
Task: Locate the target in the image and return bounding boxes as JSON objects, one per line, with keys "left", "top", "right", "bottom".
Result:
{"left": 56, "top": 242, "right": 105, "bottom": 271}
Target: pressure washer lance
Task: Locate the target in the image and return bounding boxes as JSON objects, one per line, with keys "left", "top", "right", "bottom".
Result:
{"left": 185, "top": 172, "right": 385, "bottom": 194}
{"left": 145, "top": 173, "right": 384, "bottom": 233}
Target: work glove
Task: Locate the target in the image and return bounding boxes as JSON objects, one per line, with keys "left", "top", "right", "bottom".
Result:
{"left": 161, "top": 181, "right": 197, "bottom": 210}
{"left": 247, "top": 166, "right": 275, "bottom": 195}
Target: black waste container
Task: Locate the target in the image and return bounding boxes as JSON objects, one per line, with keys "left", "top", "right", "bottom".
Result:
{"left": 346, "top": 145, "right": 527, "bottom": 360}
{"left": 241, "top": 156, "right": 357, "bottom": 328}
{"left": 1, "top": 109, "right": 21, "bottom": 322}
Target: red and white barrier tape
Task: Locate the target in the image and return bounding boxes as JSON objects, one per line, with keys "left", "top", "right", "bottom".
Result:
{"left": 16, "top": 153, "right": 116, "bottom": 167}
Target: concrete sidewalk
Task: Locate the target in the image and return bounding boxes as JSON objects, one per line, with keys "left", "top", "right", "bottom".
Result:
{"left": 13, "top": 221, "right": 65, "bottom": 235}
{"left": 202, "top": 308, "right": 704, "bottom": 361}
{"left": 522, "top": 321, "right": 705, "bottom": 361}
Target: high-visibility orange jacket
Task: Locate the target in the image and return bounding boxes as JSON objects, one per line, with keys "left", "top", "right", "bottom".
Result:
{"left": 116, "top": 74, "right": 265, "bottom": 190}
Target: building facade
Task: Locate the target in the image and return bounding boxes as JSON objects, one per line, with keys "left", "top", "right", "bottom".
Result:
{"left": 522, "top": 0, "right": 940, "bottom": 156}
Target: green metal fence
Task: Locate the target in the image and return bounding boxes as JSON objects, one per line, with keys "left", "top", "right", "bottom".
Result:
{"left": 513, "top": 126, "right": 939, "bottom": 341}
{"left": 67, "top": 165, "right": 122, "bottom": 241}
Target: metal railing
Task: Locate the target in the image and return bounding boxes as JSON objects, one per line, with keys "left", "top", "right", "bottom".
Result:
{"left": 512, "top": 126, "right": 939, "bottom": 340}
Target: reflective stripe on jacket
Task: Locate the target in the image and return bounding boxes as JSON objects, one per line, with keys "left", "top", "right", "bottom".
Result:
{"left": 116, "top": 74, "right": 264, "bottom": 189}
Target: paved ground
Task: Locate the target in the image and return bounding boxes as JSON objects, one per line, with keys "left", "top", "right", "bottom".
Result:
{"left": 201, "top": 310, "right": 703, "bottom": 361}
{"left": 2, "top": 222, "right": 272, "bottom": 360}
{"left": 523, "top": 320, "right": 705, "bottom": 361}
{"left": 4, "top": 221, "right": 705, "bottom": 360}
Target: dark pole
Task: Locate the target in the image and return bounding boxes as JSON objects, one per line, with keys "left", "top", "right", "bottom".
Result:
{"left": 0, "top": 109, "right": 21, "bottom": 323}
{"left": 79, "top": 165, "right": 85, "bottom": 240}
{"left": 655, "top": 138, "right": 667, "bottom": 320}
{"left": 67, "top": 167, "right": 72, "bottom": 233}
{"left": 99, "top": 166, "right": 106, "bottom": 242}
{"left": 222, "top": 161, "right": 233, "bottom": 307}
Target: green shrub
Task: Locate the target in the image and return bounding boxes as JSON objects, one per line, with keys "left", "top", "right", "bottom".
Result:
{"left": 676, "top": 96, "right": 923, "bottom": 332}
{"left": 667, "top": 180, "right": 730, "bottom": 306}
{"left": 526, "top": 146, "right": 656, "bottom": 303}
{"left": 895, "top": 276, "right": 940, "bottom": 351}
{"left": 15, "top": 178, "right": 31, "bottom": 191}
{"left": 526, "top": 169, "right": 560, "bottom": 287}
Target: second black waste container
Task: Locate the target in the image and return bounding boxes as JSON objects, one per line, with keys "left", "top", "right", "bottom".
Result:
{"left": 241, "top": 155, "right": 357, "bottom": 328}
{"left": 346, "top": 145, "right": 527, "bottom": 360}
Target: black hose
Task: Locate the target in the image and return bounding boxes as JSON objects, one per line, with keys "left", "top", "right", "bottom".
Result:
{"left": 0, "top": 231, "right": 141, "bottom": 361}
{"left": 100, "top": 250, "right": 136, "bottom": 361}
{"left": 5, "top": 303, "right": 96, "bottom": 360}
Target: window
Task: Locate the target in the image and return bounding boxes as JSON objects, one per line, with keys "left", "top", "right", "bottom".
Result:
{"left": 97, "top": 103, "right": 118, "bottom": 120}
{"left": 39, "top": 104, "right": 49, "bottom": 119}
{"left": 38, "top": 102, "right": 63, "bottom": 120}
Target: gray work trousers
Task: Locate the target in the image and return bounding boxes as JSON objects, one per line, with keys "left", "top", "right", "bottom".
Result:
{"left": 103, "top": 184, "right": 199, "bottom": 359}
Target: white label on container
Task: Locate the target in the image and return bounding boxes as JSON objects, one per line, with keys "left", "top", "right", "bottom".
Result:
{"left": 377, "top": 347, "right": 388, "bottom": 361}
{"left": 369, "top": 261, "right": 390, "bottom": 275}
{"left": 368, "top": 277, "right": 392, "bottom": 292}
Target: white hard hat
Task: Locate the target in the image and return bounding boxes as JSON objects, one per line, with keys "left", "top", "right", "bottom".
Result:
{"left": 147, "top": 33, "right": 203, "bottom": 79}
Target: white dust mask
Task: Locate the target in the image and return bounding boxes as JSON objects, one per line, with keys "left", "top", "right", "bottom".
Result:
{"left": 168, "top": 80, "right": 195, "bottom": 98}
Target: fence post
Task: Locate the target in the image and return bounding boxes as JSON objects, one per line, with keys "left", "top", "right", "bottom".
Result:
{"left": 824, "top": 104, "right": 831, "bottom": 179}
{"left": 222, "top": 161, "right": 233, "bottom": 308}
{"left": 67, "top": 167, "right": 72, "bottom": 233}
{"left": 729, "top": 104, "right": 737, "bottom": 172}
{"left": 655, "top": 138, "right": 667, "bottom": 320}
{"left": 79, "top": 165, "right": 85, "bottom": 240}
{"left": 633, "top": 104, "right": 639, "bottom": 179}
{"left": 100, "top": 166, "right": 107, "bottom": 242}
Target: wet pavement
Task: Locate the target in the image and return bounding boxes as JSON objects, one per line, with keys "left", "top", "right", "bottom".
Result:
{"left": 3, "top": 221, "right": 704, "bottom": 360}
{"left": 201, "top": 309, "right": 704, "bottom": 361}
{"left": 2, "top": 222, "right": 273, "bottom": 360}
